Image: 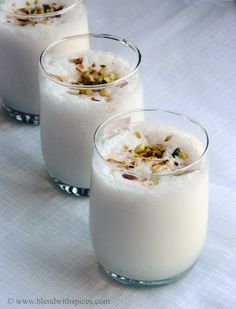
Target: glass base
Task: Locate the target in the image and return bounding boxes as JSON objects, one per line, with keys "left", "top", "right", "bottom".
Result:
{"left": 51, "top": 176, "right": 90, "bottom": 197}
{"left": 100, "top": 262, "right": 195, "bottom": 286}
{"left": 3, "top": 104, "right": 39, "bottom": 125}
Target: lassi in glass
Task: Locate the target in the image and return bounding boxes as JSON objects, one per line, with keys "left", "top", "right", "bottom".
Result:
{"left": 90, "top": 109, "right": 209, "bottom": 286}
{"left": 0, "top": 0, "right": 88, "bottom": 124}
{"left": 39, "top": 34, "right": 143, "bottom": 196}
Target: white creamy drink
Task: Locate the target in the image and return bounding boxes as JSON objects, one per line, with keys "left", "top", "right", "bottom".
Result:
{"left": 90, "top": 110, "right": 209, "bottom": 285}
{"left": 0, "top": 0, "right": 88, "bottom": 124}
{"left": 40, "top": 35, "right": 143, "bottom": 195}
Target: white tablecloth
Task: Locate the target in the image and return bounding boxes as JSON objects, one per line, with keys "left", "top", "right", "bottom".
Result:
{"left": 0, "top": 0, "right": 236, "bottom": 308}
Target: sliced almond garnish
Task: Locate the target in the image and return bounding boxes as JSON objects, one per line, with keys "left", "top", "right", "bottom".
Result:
{"left": 164, "top": 135, "right": 173, "bottom": 142}
{"left": 69, "top": 57, "right": 83, "bottom": 65}
{"left": 122, "top": 173, "right": 138, "bottom": 180}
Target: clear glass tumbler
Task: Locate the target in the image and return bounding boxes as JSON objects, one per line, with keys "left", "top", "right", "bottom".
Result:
{"left": 90, "top": 109, "right": 209, "bottom": 286}
{"left": 39, "top": 33, "right": 143, "bottom": 196}
{"left": 0, "top": 0, "right": 88, "bottom": 124}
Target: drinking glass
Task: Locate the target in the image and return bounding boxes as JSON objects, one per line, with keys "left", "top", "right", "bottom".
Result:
{"left": 0, "top": 0, "right": 88, "bottom": 124}
{"left": 39, "top": 33, "right": 143, "bottom": 196}
{"left": 90, "top": 109, "right": 209, "bottom": 285}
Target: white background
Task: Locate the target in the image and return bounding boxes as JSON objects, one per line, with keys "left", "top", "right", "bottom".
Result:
{"left": 0, "top": 0, "right": 236, "bottom": 308}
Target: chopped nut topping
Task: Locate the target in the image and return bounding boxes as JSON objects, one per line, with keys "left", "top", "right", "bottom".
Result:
{"left": 172, "top": 148, "right": 188, "bottom": 160}
{"left": 128, "top": 162, "right": 136, "bottom": 168}
{"left": 178, "top": 152, "right": 188, "bottom": 160}
{"left": 172, "top": 148, "right": 181, "bottom": 158}
{"left": 51, "top": 57, "right": 121, "bottom": 101}
{"left": 122, "top": 173, "right": 138, "bottom": 180}
{"left": 133, "top": 143, "right": 166, "bottom": 159}
{"left": 105, "top": 132, "right": 189, "bottom": 186}
{"left": 159, "top": 160, "right": 169, "bottom": 166}
{"left": 91, "top": 97, "right": 100, "bottom": 102}
{"left": 151, "top": 164, "right": 160, "bottom": 173}
{"left": 164, "top": 135, "right": 173, "bottom": 142}
{"left": 72, "top": 60, "right": 119, "bottom": 86}
{"left": 152, "top": 144, "right": 166, "bottom": 158}
{"left": 107, "top": 158, "right": 129, "bottom": 169}
{"left": 7, "top": 1, "right": 65, "bottom": 26}
{"left": 69, "top": 57, "right": 84, "bottom": 65}
{"left": 134, "top": 131, "right": 142, "bottom": 139}
{"left": 135, "top": 144, "right": 146, "bottom": 154}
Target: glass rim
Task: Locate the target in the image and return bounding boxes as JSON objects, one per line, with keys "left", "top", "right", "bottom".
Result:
{"left": 93, "top": 108, "right": 209, "bottom": 177}
{"left": 39, "top": 33, "right": 142, "bottom": 90}
{"left": 4, "top": 0, "right": 79, "bottom": 19}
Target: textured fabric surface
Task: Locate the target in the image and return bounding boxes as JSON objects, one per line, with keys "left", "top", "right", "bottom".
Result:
{"left": 0, "top": 0, "right": 236, "bottom": 308}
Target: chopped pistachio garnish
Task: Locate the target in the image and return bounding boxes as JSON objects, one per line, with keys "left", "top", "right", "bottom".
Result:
{"left": 135, "top": 144, "right": 146, "bottom": 154}
{"left": 134, "top": 131, "right": 142, "bottom": 139}
{"left": 72, "top": 59, "right": 119, "bottom": 86}
{"left": 151, "top": 164, "right": 160, "bottom": 173}
{"left": 53, "top": 57, "right": 120, "bottom": 101}
{"left": 7, "top": 1, "right": 64, "bottom": 26}
{"left": 178, "top": 152, "right": 188, "bottom": 160}
{"left": 152, "top": 144, "right": 166, "bottom": 158}
{"left": 132, "top": 143, "right": 167, "bottom": 159}
{"left": 172, "top": 148, "right": 188, "bottom": 160}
